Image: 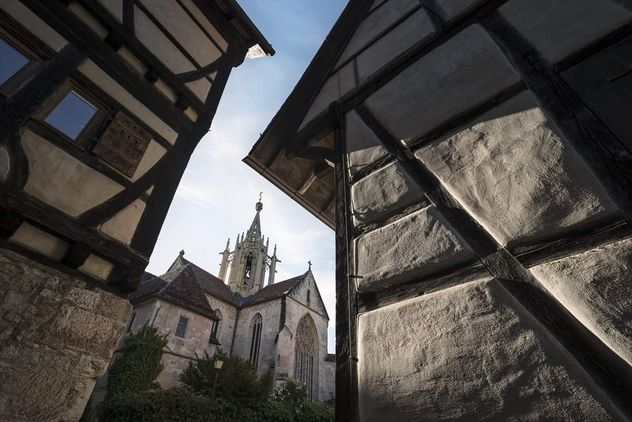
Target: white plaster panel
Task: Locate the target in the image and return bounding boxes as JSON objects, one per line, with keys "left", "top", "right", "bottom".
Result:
{"left": 352, "top": 162, "right": 423, "bottom": 224}
{"left": 357, "top": 9, "right": 435, "bottom": 83}
{"left": 365, "top": 25, "right": 520, "bottom": 140}
{"left": 69, "top": 3, "right": 108, "bottom": 39}
{"left": 356, "top": 206, "right": 474, "bottom": 292}
{"left": 97, "top": 0, "right": 123, "bottom": 23}
{"left": 358, "top": 279, "right": 625, "bottom": 421}
{"left": 415, "top": 91, "right": 618, "bottom": 246}
{"left": 132, "top": 140, "right": 166, "bottom": 181}
{"left": 500, "top": 0, "right": 632, "bottom": 63}
{"left": 186, "top": 78, "right": 212, "bottom": 102}
{"left": 98, "top": 199, "right": 145, "bottom": 245}
{"left": 78, "top": 60, "right": 178, "bottom": 142}
{"left": 434, "top": 0, "right": 485, "bottom": 19}
{"left": 338, "top": 0, "right": 419, "bottom": 64}
{"left": 9, "top": 223, "right": 68, "bottom": 261}
{"left": 139, "top": 0, "right": 222, "bottom": 67}
{"left": 134, "top": 7, "right": 196, "bottom": 74}
{"left": 0, "top": 147, "right": 8, "bottom": 180}
{"left": 179, "top": 0, "right": 228, "bottom": 52}
{"left": 118, "top": 48, "right": 148, "bottom": 76}
{"left": 301, "top": 75, "right": 342, "bottom": 127}
{"left": 22, "top": 130, "right": 124, "bottom": 217}
{"left": 346, "top": 110, "right": 389, "bottom": 176}
{"left": 0, "top": 0, "right": 67, "bottom": 51}
{"left": 531, "top": 237, "right": 632, "bottom": 366}
{"left": 78, "top": 254, "right": 113, "bottom": 280}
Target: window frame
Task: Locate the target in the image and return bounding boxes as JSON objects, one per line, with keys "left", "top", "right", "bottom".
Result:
{"left": 0, "top": 11, "right": 53, "bottom": 99}
{"left": 33, "top": 80, "right": 110, "bottom": 149}
{"left": 175, "top": 316, "right": 189, "bottom": 338}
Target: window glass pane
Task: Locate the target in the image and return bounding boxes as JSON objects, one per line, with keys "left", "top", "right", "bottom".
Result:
{"left": 175, "top": 316, "right": 188, "bottom": 338}
{"left": 0, "top": 37, "right": 29, "bottom": 86}
{"left": 45, "top": 90, "right": 98, "bottom": 139}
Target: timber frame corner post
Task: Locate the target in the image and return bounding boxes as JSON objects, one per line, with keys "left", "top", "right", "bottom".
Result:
{"left": 331, "top": 101, "right": 359, "bottom": 422}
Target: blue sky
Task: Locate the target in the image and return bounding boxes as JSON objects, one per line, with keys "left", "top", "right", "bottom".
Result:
{"left": 146, "top": 1, "right": 347, "bottom": 353}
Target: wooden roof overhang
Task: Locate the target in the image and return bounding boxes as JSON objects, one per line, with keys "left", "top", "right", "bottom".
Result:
{"left": 244, "top": 0, "right": 370, "bottom": 229}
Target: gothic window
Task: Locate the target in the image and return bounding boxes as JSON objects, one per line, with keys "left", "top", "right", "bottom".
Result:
{"left": 307, "top": 290, "right": 311, "bottom": 305}
{"left": 175, "top": 316, "right": 188, "bottom": 338}
{"left": 210, "top": 309, "right": 222, "bottom": 343}
{"left": 244, "top": 254, "right": 253, "bottom": 284}
{"left": 294, "top": 315, "right": 317, "bottom": 401}
{"left": 249, "top": 313, "right": 263, "bottom": 368}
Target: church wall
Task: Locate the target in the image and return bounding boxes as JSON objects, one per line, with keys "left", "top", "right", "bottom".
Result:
{"left": 150, "top": 299, "right": 217, "bottom": 388}
{"left": 323, "top": 0, "right": 632, "bottom": 420}
{"left": 285, "top": 279, "right": 331, "bottom": 402}
{"left": 232, "top": 300, "right": 282, "bottom": 377}
{"left": 204, "top": 295, "right": 237, "bottom": 353}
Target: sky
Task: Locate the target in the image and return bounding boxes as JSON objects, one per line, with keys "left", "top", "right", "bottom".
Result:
{"left": 146, "top": 1, "right": 348, "bottom": 353}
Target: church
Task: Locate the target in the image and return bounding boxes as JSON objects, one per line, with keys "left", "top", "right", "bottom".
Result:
{"left": 126, "top": 198, "right": 335, "bottom": 402}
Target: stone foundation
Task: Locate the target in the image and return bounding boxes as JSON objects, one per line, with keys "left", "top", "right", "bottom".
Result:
{"left": 0, "top": 249, "right": 131, "bottom": 421}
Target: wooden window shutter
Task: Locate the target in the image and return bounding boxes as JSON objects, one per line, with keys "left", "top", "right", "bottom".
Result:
{"left": 92, "top": 111, "right": 151, "bottom": 177}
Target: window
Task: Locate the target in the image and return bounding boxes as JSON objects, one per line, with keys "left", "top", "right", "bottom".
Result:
{"left": 244, "top": 254, "right": 253, "bottom": 282}
{"left": 44, "top": 89, "right": 98, "bottom": 140}
{"left": 307, "top": 290, "right": 311, "bottom": 305}
{"left": 0, "top": 36, "right": 29, "bottom": 86}
{"left": 295, "top": 315, "right": 316, "bottom": 401}
{"left": 209, "top": 309, "right": 222, "bottom": 343}
{"left": 175, "top": 316, "right": 188, "bottom": 338}
{"left": 249, "top": 313, "right": 263, "bottom": 368}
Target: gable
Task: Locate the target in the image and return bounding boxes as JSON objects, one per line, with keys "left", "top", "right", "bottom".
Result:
{"left": 288, "top": 272, "right": 329, "bottom": 319}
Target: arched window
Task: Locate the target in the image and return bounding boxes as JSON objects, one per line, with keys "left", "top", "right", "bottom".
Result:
{"left": 244, "top": 254, "right": 253, "bottom": 286}
{"left": 210, "top": 309, "right": 222, "bottom": 343}
{"left": 294, "top": 315, "right": 317, "bottom": 400}
{"left": 249, "top": 313, "right": 263, "bottom": 368}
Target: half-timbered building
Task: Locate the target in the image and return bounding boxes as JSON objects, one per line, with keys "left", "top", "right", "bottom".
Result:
{"left": 0, "top": 1, "right": 271, "bottom": 420}
{"left": 246, "top": 0, "right": 632, "bottom": 420}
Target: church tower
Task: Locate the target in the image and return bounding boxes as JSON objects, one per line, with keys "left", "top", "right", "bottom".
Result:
{"left": 219, "top": 195, "right": 280, "bottom": 296}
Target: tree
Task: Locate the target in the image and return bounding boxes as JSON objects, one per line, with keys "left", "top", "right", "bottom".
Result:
{"left": 106, "top": 325, "right": 168, "bottom": 400}
{"left": 179, "top": 349, "right": 272, "bottom": 405}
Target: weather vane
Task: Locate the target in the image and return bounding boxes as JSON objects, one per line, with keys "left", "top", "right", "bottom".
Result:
{"left": 259, "top": 191, "right": 263, "bottom": 202}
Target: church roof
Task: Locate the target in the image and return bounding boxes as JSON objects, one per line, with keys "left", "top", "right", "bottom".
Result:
{"left": 129, "top": 264, "right": 219, "bottom": 320}
{"left": 168, "top": 253, "right": 240, "bottom": 306}
{"left": 242, "top": 272, "right": 308, "bottom": 307}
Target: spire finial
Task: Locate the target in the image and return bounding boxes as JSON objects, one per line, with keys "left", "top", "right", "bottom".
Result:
{"left": 308, "top": 260, "right": 312, "bottom": 271}
{"left": 255, "top": 192, "right": 263, "bottom": 212}
{"left": 179, "top": 249, "right": 185, "bottom": 256}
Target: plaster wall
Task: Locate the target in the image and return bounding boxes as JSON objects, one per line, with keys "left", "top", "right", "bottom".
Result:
{"left": 204, "top": 295, "right": 237, "bottom": 352}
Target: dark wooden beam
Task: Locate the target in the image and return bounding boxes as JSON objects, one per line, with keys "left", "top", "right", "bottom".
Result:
{"left": 358, "top": 258, "right": 486, "bottom": 313}
{"left": 25, "top": 119, "right": 132, "bottom": 188}
{"left": 122, "top": 0, "right": 135, "bottom": 34}
{"left": 0, "top": 209, "right": 23, "bottom": 239}
{"left": 21, "top": 0, "right": 189, "bottom": 132}
{"left": 0, "top": 181, "right": 148, "bottom": 272}
{"left": 61, "top": 242, "right": 91, "bottom": 269}
{"left": 176, "top": 57, "right": 226, "bottom": 83}
{"left": 0, "top": 44, "right": 85, "bottom": 147}
{"left": 355, "top": 102, "right": 632, "bottom": 417}
{"left": 482, "top": 12, "right": 632, "bottom": 223}
{"left": 332, "top": 102, "right": 358, "bottom": 422}
{"left": 130, "top": 57, "right": 236, "bottom": 257}
{"left": 0, "top": 240, "right": 126, "bottom": 298}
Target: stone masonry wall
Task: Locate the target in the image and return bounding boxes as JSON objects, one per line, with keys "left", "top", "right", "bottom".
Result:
{"left": 329, "top": 0, "right": 632, "bottom": 419}
{"left": 0, "top": 249, "right": 131, "bottom": 422}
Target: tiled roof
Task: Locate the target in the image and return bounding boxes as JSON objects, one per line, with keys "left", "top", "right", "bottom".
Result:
{"left": 242, "top": 273, "right": 307, "bottom": 306}
{"left": 129, "top": 265, "right": 218, "bottom": 320}
{"left": 132, "top": 254, "right": 309, "bottom": 314}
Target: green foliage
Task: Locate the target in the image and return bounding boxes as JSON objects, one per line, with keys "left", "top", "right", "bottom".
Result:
{"left": 106, "top": 325, "right": 168, "bottom": 400}
{"left": 301, "top": 402, "right": 335, "bottom": 422}
{"left": 99, "top": 389, "right": 210, "bottom": 422}
{"left": 179, "top": 350, "right": 272, "bottom": 405}
{"left": 270, "top": 379, "right": 308, "bottom": 414}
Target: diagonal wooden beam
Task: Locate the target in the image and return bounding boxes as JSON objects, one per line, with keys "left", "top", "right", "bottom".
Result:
{"left": 355, "top": 103, "right": 632, "bottom": 417}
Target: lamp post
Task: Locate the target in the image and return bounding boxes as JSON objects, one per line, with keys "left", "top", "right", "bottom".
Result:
{"left": 211, "top": 358, "right": 223, "bottom": 405}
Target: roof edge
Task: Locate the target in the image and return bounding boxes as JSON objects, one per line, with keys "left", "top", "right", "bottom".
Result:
{"left": 219, "top": 0, "right": 275, "bottom": 56}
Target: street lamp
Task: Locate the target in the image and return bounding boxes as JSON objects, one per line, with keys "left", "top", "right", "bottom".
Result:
{"left": 211, "top": 358, "right": 224, "bottom": 405}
